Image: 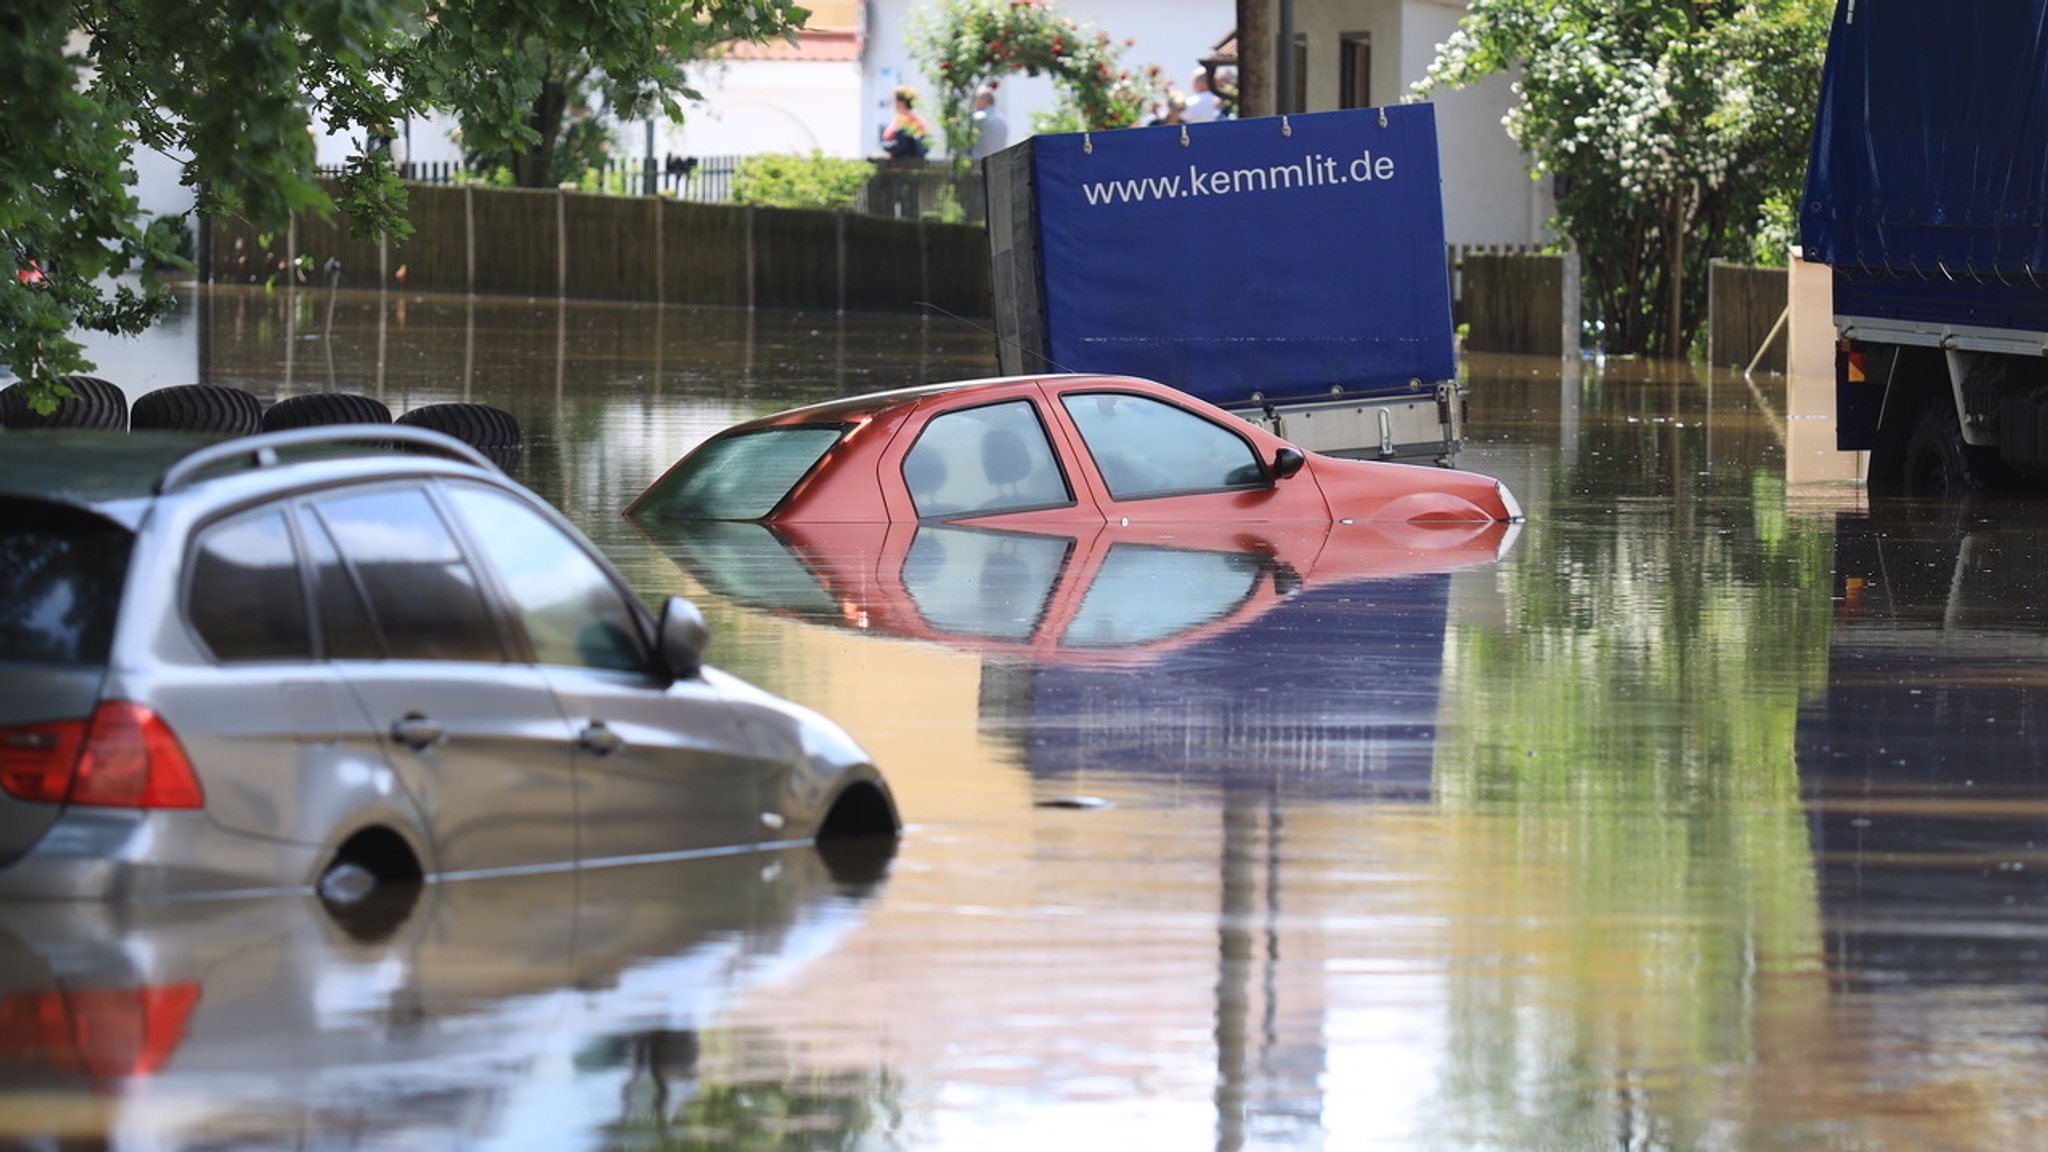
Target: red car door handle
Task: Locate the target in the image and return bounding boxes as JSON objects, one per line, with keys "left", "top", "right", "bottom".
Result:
{"left": 578, "top": 722, "right": 625, "bottom": 756}
{"left": 390, "top": 714, "right": 445, "bottom": 751}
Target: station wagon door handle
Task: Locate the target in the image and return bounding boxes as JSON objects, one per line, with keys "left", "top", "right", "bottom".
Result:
{"left": 578, "top": 721, "right": 625, "bottom": 756}
{"left": 390, "top": 714, "right": 445, "bottom": 751}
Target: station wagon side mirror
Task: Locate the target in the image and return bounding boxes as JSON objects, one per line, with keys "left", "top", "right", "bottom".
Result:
{"left": 657, "top": 596, "right": 710, "bottom": 681}
{"left": 1272, "top": 447, "right": 1307, "bottom": 480}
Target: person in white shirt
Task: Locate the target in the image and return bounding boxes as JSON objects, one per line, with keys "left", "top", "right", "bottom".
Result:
{"left": 971, "top": 83, "right": 1009, "bottom": 159}
{"left": 1182, "top": 69, "right": 1221, "bottom": 123}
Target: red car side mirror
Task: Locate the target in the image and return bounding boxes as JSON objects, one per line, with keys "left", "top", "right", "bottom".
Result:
{"left": 1272, "top": 447, "right": 1307, "bottom": 480}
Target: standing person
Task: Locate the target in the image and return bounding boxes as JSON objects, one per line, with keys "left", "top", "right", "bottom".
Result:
{"left": 882, "top": 86, "right": 931, "bottom": 160}
{"left": 1183, "top": 69, "right": 1221, "bottom": 123}
{"left": 970, "top": 83, "right": 1009, "bottom": 160}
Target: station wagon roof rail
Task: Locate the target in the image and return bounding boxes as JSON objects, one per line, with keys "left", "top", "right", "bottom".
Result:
{"left": 155, "top": 423, "right": 498, "bottom": 495}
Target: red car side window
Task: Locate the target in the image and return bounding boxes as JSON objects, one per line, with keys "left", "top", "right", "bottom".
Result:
{"left": 1060, "top": 392, "right": 1265, "bottom": 499}
{"left": 903, "top": 400, "right": 1071, "bottom": 518}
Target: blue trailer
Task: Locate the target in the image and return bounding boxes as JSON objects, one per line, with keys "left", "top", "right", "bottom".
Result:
{"left": 984, "top": 104, "right": 1466, "bottom": 464}
{"left": 1800, "top": 1, "right": 2048, "bottom": 492}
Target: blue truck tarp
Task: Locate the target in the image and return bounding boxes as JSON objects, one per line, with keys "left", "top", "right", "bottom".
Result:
{"left": 1801, "top": 0, "right": 2048, "bottom": 330}
{"left": 988, "top": 104, "right": 1456, "bottom": 408}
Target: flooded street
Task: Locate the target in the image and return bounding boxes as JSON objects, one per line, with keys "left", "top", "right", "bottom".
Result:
{"left": 6, "top": 285, "right": 2048, "bottom": 1150}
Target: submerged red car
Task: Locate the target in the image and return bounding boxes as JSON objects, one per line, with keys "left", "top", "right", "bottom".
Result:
{"left": 626, "top": 374, "right": 1522, "bottom": 526}
{"left": 647, "top": 517, "right": 1519, "bottom": 667}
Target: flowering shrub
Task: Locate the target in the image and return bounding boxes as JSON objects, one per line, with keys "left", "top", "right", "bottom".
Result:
{"left": 1418, "top": 0, "right": 1829, "bottom": 357}
{"left": 909, "top": 0, "right": 1164, "bottom": 166}
{"left": 733, "top": 152, "right": 878, "bottom": 209}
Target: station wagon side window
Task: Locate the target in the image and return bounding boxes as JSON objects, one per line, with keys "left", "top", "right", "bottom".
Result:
{"left": 187, "top": 509, "right": 312, "bottom": 662}
{"left": 297, "top": 506, "right": 383, "bottom": 660}
{"left": 902, "top": 400, "right": 1071, "bottom": 519}
{"left": 1060, "top": 392, "right": 1265, "bottom": 500}
{"left": 309, "top": 487, "right": 505, "bottom": 663}
{"left": 443, "top": 484, "right": 651, "bottom": 673}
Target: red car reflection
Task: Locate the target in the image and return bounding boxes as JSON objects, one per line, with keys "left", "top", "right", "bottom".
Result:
{"left": 647, "top": 517, "right": 1518, "bottom": 666}
{"left": 626, "top": 374, "right": 1522, "bottom": 526}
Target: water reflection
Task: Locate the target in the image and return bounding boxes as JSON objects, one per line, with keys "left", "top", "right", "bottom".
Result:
{"left": 17, "top": 288, "right": 2048, "bottom": 1149}
{"left": 0, "top": 846, "right": 891, "bottom": 1149}
{"left": 650, "top": 518, "right": 1518, "bottom": 800}
{"left": 1802, "top": 498, "right": 2048, "bottom": 988}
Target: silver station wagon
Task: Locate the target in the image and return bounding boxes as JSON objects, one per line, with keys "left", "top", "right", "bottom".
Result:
{"left": 0, "top": 425, "right": 898, "bottom": 905}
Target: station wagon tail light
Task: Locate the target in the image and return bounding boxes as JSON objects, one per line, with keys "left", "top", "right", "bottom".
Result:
{"left": 0, "top": 718, "right": 88, "bottom": 804}
{"left": 0, "top": 703, "right": 203, "bottom": 809}
{"left": 0, "top": 982, "right": 201, "bottom": 1083}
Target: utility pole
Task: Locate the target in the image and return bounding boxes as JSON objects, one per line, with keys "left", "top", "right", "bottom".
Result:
{"left": 1235, "top": 0, "right": 1276, "bottom": 118}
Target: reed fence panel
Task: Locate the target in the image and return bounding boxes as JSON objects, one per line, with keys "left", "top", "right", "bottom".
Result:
{"left": 1708, "top": 261, "right": 1790, "bottom": 374}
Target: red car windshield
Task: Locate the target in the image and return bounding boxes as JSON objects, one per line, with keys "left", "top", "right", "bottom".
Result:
{"left": 631, "top": 426, "right": 845, "bottom": 520}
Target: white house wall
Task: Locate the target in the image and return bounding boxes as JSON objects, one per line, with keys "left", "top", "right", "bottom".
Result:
{"left": 668, "top": 58, "right": 865, "bottom": 159}
{"left": 863, "top": 0, "right": 1236, "bottom": 159}
{"left": 1401, "top": 1, "right": 1551, "bottom": 246}
{"left": 1293, "top": 0, "right": 1550, "bottom": 247}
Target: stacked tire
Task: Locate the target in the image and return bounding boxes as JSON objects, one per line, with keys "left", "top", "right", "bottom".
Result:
{"left": 0, "top": 382, "right": 523, "bottom": 476}
{"left": 261, "top": 392, "right": 394, "bottom": 431}
{"left": 0, "top": 375, "right": 127, "bottom": 430}
{"left": 131, "top": 384, "right": 264, "bottom": 436}
{"left": 397, "top": 403, "right": 522, "bottom": 469}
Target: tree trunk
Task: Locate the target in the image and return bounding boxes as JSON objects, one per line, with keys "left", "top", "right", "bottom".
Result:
{"left": 1665, "top": 189, "right": 1684, "bottom": 361}
{"left": 1236, "top": 0, "right": 1276, "bottom": 119}
{"left": 513, "top": 79, "right": 570, "bottom": 188}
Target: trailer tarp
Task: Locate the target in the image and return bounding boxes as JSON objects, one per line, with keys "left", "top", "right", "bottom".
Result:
{"left": 1024, "top": 105, "right": 1456, "bottom": 406}
{"left": 1802, "top": 0, "right": 2048, "bottom": 280}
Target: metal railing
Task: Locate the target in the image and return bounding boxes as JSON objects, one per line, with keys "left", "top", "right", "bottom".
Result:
{"left": 324, "top": 157, "right": 742, "bottom": 202}
{"left": 321, "top": 157, "right": 975, "bottom": 222}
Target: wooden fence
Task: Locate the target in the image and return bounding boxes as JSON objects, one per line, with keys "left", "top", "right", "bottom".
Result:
{"left": 1707, "top": 260, "right": 1790, "bottom": 375}
{"left": 209, "top": 181, "right": 1618, "bottom": 359}
{"left": 205, "top": 181, "right": 991, "bottom": 318}
{"left": 1460, "top": 251, "right": 1581, "bottom": 358}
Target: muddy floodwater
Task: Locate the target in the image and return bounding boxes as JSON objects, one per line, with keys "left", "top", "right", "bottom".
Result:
{"left": 7, "top": 286, "right": 2048, "bottom": 1150}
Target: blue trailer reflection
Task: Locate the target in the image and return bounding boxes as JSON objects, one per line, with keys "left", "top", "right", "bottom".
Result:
{"left": 652, "top": 518, "right": 1519, "bottom": 802}
{"left": 1799, "top": 502, "right": 2048, "bottom": 988}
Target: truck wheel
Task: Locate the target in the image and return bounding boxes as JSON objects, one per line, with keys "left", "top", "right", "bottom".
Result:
{"left": 1902, "top": 397, "right": 1993, "bottom": 496}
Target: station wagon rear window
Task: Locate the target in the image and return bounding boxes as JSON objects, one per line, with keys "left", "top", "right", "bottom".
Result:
{"left": 0, "top": 500, "right": 131, "bottom": 665}
{"left": 632, "top": 427, "right": 845, "bottom": 520}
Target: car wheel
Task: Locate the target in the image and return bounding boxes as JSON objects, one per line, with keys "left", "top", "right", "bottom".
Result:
{"left": 262, "top": 391, "right": 393, "bottom": 431}
{"left": 131, "top": 383, "right": 263, "bottom": 436}
{"left": 0, "top": 375, "right": 128, "bottom": 430}
{"left": 317, "top": 860, "right": 379, "bottom": 906}
{"left": 318, "top": 828, "right": 426, "bottom": 941}
{"left": 318, "top": 861, "right": 424, "bottom": 943}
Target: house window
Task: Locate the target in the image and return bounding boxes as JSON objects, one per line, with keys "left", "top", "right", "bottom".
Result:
{"left": 1340, "top": 33, "right": 1372, "bottom": 109}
